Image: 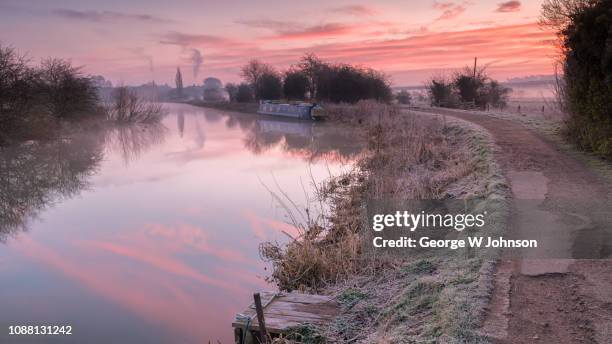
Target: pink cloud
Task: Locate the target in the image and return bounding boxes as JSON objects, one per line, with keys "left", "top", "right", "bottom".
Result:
{"left": 53, "top": 8, "right": 175, "bottom": 24}
{"left": 268, "top": 23, "right": 358, "bottom": 40}
{"left": 139, "top": 223, "right": 256, "bottom": 266}
{"left": 433, "top": 1, "right": 467, "bottom": 21}
{"left": 81, "top": 20, "right": 555, "bottom": 85}
{"left": 496, "top": 1, "right": 522, "bottom": 13}
{"left": 158, "top": 31, "right": 236, "bottom": 48}
{"left": 330, "top": 5, "right": 379, "bottom": 16}
{"left": 152, "top": 22, "right": 555, "bottom": 84}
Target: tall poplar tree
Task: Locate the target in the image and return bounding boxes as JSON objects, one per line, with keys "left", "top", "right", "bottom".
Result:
{"left": 175, "top": 67, "right": 183, "bottom": 97}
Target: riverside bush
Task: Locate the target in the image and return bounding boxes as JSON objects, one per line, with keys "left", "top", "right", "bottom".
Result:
{"left": 0, "top": 44, "right": 101, "bottom": 144}
{"left": 542, "top": 0, "right": 612, "bottom": 158}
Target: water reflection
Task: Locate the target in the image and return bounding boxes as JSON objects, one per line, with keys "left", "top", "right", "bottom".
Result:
{"left": 0, "top": 104, "right": 360, "bottom": 343}
{"left": 106, "top": 123, "right": 168, "bottom": 164}
{"left": 177, "top": 111, "right": 185, "bottom": 138}
{"left": 0, "top": 123, "right": 167, "bottom": 241}
{"left": 0, "top": 133, "right": 104, "bottom": 241}
{"left": 198, "top": 107, "right": 362, "bottom": 163}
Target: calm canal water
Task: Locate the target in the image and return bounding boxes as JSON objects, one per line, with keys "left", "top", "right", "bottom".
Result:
{"left": 0, "top": 103, "right": 361, "bottom": 343}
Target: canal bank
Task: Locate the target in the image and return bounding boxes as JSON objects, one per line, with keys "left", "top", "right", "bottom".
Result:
{"left": 257, "top": 101, "right": 510, "bottom": 343}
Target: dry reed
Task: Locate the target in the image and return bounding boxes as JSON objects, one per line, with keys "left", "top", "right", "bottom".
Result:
{"left": 259, "top": 100, "right": 508, "bottom": 343}
{"left": 260, "top": 101, "right": 478, "bottom": 292}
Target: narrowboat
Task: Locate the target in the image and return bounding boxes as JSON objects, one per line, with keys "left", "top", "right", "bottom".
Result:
{"left": 257, "top": 100, "right": 325, "bottom": 120}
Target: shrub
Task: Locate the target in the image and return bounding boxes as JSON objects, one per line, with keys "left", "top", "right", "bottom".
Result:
{"left": 257, "top": 71, "right": 283, "bottom": 100}
{"left": 484, "top": 80, "right": 512, "bottom": 109}
{"left": 0, "top": 46, "right": 41, "bottom": 142}
{"left": 541, "top": 0, "right": 612, "bottom": 158}
{"left": 38, "top": 58, "right": 99, "bottom": 119}
{"left": 235, "top": 83, "right": 254, "bottom": 103}
{"left": 396, "top": 90, "right": 412, "bottom": 105}
{"left": 427, "top": 69, "right": 511, "bottom": 110}
{"left": 0, "top": 44, "right": 101, "bottom": 143}
{"left": 427, "top": 77, "right": 456, "bottom": 107}
{"left": 224, "top": 83, "right": 238, "bottom": 102}
{"left": 453, "top": 67, "right": 487, "bottom": 107}
{"left": 106, "top": 87, "right": 164, "bottom": 123}
{"left": 283, "top": 70, "right": 309, "bottom": 100}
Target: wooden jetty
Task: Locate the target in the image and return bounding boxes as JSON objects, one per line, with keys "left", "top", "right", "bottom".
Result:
{"left": 233, "top": 291, "right": 339, "bottom": 343}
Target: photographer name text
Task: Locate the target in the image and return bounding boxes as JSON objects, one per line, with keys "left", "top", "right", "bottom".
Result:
{"left": 372, "top": 236, "right": 538, "bottom": 249}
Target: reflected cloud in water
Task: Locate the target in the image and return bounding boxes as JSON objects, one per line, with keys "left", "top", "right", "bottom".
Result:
{"left": 0, "top": 103, "right": 359, "bottom": 343}
{"left": 13, "top": 236, "right": 252, "bottom": 342}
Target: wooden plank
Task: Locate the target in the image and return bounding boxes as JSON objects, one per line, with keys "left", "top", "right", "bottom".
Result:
{"left": 247, "top": 292, "right": 335, "bottom": 305}
{"left": 248, "top": 291, "right": 276, "bottom": 309}
{"left": 233, "top": 316, "right": 310, "bottom": 333}
{"left": 269, "top": 301, "right": 339, "bottom": 316}
{"left": 233, "top": 310, "right": 332, "bottom": 331}
{"left": 235, "top": 308, "right": 329, "bottom": 324}
{"left": 232, "top": 291, "right": 339, "bottom": 334}
{"left": 275, "top": 293, "right": 334, "bottom": 304}
{"left": 235, "top": 307, "right": 329, "bottom": 322}
{"left": 236, "top": 301, "right": 338, "bottom": 322}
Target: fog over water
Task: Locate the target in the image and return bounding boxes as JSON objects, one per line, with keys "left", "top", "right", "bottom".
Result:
{"left": 0, "top": 103, "right": 362, "bottom": 343}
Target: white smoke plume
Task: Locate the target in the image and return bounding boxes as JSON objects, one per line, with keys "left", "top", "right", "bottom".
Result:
{"left": 190, "top": 49, "right": 203, "bottom": 79}
{"left": 146, "top": 56, "right": 154, "bottom": 73}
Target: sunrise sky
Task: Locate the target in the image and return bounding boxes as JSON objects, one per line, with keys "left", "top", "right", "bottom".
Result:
{"left": 0, "top": 0, "right": 557, "bottom": 86}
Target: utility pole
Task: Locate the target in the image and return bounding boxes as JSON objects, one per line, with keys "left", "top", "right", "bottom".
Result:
{"left": 473, "top": 57, "right": 477, "bottom": 80}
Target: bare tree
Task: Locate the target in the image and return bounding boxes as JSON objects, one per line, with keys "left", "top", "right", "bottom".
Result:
{"left": 106, "top": 86, "right": 165, "bottom": 124}
{"left": 298, "top": 53, "right": 325, "bottom": 99}
{"left": 241, "top": 60, "right": 273, "bottom": 89}
{"left": 38, "top": 58, "right": 98, "bottom": 118}
{"left": 0, "top": 45, "right": 39, "bottom": 130}
{"left": 540, "top": 0, "right": 593, "bottom": 30}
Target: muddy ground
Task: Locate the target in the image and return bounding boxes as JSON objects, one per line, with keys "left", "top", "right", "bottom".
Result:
{"left": 415, "top": 107, "right": 612, "bottom": 344}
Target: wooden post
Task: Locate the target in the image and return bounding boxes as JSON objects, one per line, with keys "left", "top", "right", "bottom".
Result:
{"left": 253, "top": 293, "right": 268, "bottom": 344}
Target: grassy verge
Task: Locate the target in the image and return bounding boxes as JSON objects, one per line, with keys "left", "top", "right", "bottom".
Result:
{"left": 261, "top": 101, "right": 509, "bottom": 343}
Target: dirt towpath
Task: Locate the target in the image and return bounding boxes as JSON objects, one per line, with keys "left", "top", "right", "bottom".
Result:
{"left": 413, "top": 108, "right": 612, "bottom": 344}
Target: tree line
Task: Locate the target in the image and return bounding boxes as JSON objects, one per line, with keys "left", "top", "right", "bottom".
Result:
{"left": 224, "top": 53, "right": 393, "bottom": 104}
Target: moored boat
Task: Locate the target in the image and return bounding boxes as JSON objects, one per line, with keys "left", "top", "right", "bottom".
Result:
{"left": 257, "top": 100, "right": 325, "bottom": 120}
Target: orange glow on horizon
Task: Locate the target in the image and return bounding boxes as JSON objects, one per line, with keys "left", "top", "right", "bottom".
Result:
{"left": 0, "top": 1, "right": 556, "bottom": 85}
